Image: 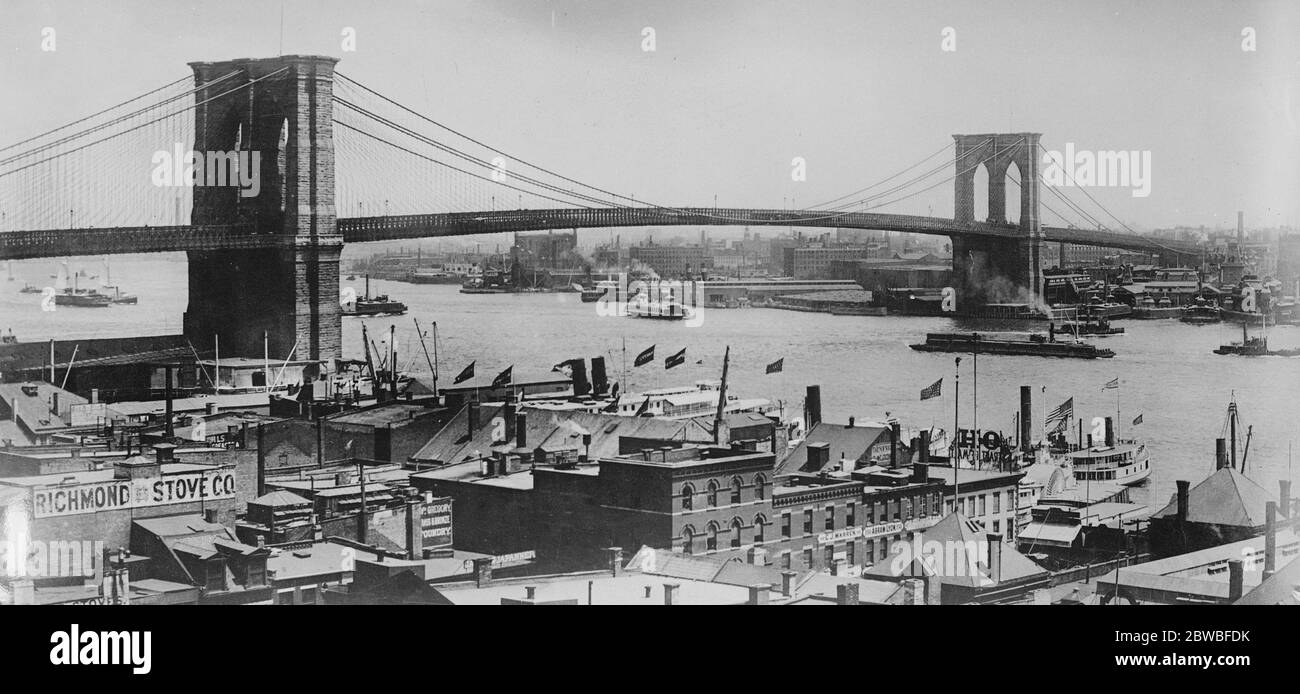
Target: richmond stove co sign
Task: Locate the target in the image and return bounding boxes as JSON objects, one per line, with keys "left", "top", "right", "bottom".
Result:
{"left": 30, "top": 471, "right": 237, "bottom": 519}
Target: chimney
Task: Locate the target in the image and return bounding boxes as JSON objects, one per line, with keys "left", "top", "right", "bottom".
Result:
{"left": 747, "top": 584, "right": 769, "bottom": 606}
{"left": 835, "top": 583, "right": 860, "bottom": 606}
{"left": 807, "top": 442, "right": 829, "bottom": 471}
{"left": 1176, "top": 480, "right": 1189, "bottom": 522}
{"left": 747, "top": 546, "right": 768, "bottom": 566}
{"left": 1216, "top": 438, "right": 1228, "bottom": 470}
{"left": 472, "top": 557, "right": 493, "bottom": 587}
{"left": 805, "top": 385, "right": 822, "bottom": 428}
{"left": 606, "top": 547, "right": 623, "bottom": 577}
{"left": 1103, "top": 417, "right": 1115, "bottom": 447}
{"left": 890, "top": 422, "right": 901, "bottom": 467}
{"left": 515, "top": 411, "right": 527, "bottom": 449}
{"left": 919, "top": 429, "right": 931, "bottom": 463}
{"left": 663, "top": 583, "right": 680, "bottom": 606}
{"left": 847, "top": 416, "right": 855, "bottom": 428}
{"left": 91, "top": 388, "right": 99, "bottom": 404}
{"left": 1237, "top": 210, "right": 1244, "bottom": 251}
{"left": 51, "top": 392, "right": 59, "bottom": 417}
{"left": 912, "top": 462, "right": 929, "bottom": 484}
{"left": 153, "top": 444, "right": 175, "bottom": 464}
{"left": 9, "top": 578, "right": 34, "bottom": 605}
{"left": 1280, "top": 480, "right": 1292, "bottom": 518}
{"left": 524, "top": 586, "right": 537, "bottom": 600}
{"left": 1228, "top": 559, "right": 1244, "bottom": 602}
{"left": 924, "top": 572, "right": 943, "bottom": 605}
{"left": 590, "top": 357, "right": 609, "bottom": 396}
{"left": 203, "top": 508, "right": 219, "bottom": 524}
{"left": 467, "top": 402, "right": 480, "bottom": 438}
{"left": 206, "top": 402, "right": 219, "bottom": 415}
{"left": 1264, "top": 501, "right": 1277, "bottom": 579}
{"left": 780, "top": 571, "right": 797, "bottom": 597}
{"left": 986, "top": 534, "right": 1003, "bottom": 585}
{"left": 1019, "top": 386, "right": 1032, "bottom": 453}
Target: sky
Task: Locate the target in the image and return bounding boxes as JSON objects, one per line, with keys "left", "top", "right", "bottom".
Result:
{"left": 1, "top": 0, "right": 1297, "bottom": 232}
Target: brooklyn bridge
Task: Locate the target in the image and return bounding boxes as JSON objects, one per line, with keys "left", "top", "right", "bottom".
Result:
{"left": 0, "top": 55, "right": 1199, "bottom": 361}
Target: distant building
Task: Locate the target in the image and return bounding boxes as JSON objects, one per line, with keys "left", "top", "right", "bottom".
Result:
{"left": 629, "top": 244, "right": 713, "bottom": 277}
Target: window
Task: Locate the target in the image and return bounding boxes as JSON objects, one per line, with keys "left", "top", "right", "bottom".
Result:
{"left": 802, "top": 547, "right": 813, "bottom": 568}
{"left": 680, "top": 483, "right": 694, "bottom": 511}
{"left": 824, "top": 545, "right": 834, "bottom": 568}
{"left": 754, "top": 515, "right": 766, "bottom": 544}
{"left": 731, "top": 518, "right": 744, "bottom": 548}
{"left": 866, "top": 540, "right": 876, "bottom": 561}
{"left": 781, "top": 513, "right": 791, "bottom": 538}
{"left": 978, "top": 494, "right": 986, "bottom": 517}
{"left": 891, "top": 500, "right": 900, "bottom": 522}
{"left": 847, "top": 503, "right": 856, "bottom": 526}
{"left": 754, "top": 474, "right": 766, "bottom": 500}
{"left": 803, "top": 509, "right": 814, "bottom": 535}
{"left": 706, "top": 522, "right": 719, "bottom": 551}
{"left": 993, "top": 520, "right": 1000, "bottom": 534}
{"left": 681, "top": 526, "right": 695, "bottom": 555}
{"left": 825, "top": 505, "right": 835, "bottom": 531}
{"left": 992, "top": 492, "right": 1001, "bottom": 514}
{"left": 903, "top": 497, "right": 913, "bottom": 520}
{"left": 781, "top": 552, "right": 791, "bottom": 569}
{"left": 731, "top": 476, "right": 743, "bottom": 504}
{"left": 707, "top": 480, "right": 719, "bottom": 507}
{"left": 847, "top": 541, "right": 856, "bottom": 566}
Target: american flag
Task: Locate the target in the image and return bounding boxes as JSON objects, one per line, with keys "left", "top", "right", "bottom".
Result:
{"left": 1046, "top": 397, "right": 1073, "bottom": 428}
{"left": 920, "top": 378, "right": 943, "bottom": 401}
{"left": 1103, "top": 377, "right": 1120, "bottom": 390}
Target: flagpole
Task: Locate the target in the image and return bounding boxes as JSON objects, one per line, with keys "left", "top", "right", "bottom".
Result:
{"left": 1115, "top": 378, "right": 1121, "bottom": 441}
{"left": 953, "top": 356, "right": 961, "bottom": 513}
{"left": 972, "top": 333, "right": 979, "bottom": 470}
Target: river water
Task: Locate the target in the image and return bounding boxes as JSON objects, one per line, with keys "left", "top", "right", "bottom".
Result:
{"left": 5, "top": 254, "right": 1299, "bottom": 512}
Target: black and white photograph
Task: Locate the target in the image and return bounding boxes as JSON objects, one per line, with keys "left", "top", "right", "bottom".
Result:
{"left": 0, "top": 0, "right": 1296, "bottom": 676}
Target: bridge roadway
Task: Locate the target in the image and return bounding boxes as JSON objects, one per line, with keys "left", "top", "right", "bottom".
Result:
{"left": 0, "top": 207, "right": 1198, "bottom": 261}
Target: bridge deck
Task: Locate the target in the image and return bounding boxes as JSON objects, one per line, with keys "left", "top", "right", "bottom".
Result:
{"left": 0, "top": 208, "right": 1197, "bottom": 260}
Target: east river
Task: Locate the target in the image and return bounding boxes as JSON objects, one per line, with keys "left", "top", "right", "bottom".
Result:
{"left": 6, "top": 255, "right": 1300, "bottom": 511}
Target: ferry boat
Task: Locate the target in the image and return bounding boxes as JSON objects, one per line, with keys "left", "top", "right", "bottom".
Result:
{"left": 1213, "top": 321, "right": 1300, "bottom": 357}
{"left": 53, "top": 290, "right": 112, "bottom": 307}
{"left": 343, "top": 275, "right": 407, "bottom": 316}
{"left": 909, "top": 332, "right": 1114, "bottom": 359}
{"left": 1064, "top": 441, "right": 1152, "bottom": 485}
{"left": 627, "top": 290, "right": 695, "bottom": 320}
{"left": 1180, "top": 297, "right": 1220, "bottom": 325}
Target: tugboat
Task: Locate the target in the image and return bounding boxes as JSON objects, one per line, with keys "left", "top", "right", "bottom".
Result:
{"left": 343, "top": 275, "right": 407, "bottom": 316}
{"left": 1059, "top": 315, "right": 1124, "bottom": 336}
{"left": 1213, "top": 320, "right": 1300, "bottom": 357}
{"left": 1180, "top": 296, "right": 1220, "bottom": 325}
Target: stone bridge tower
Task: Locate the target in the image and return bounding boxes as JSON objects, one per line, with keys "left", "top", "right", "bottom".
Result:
{"left": 183, "top": 55, "right": 341, "bottom": 361}
{"left": 950, "top": 132, "right": 1044, "bottom": 309}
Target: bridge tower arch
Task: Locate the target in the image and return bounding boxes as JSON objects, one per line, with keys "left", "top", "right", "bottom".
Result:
{"left": 950, "top": 132, "right": 1044, "bottom": 309}
{"left": 183, "top": 55, "right": 341, "bottom": 361}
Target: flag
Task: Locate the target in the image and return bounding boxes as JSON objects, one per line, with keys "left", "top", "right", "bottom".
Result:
{"left": 634, "top": 345, "right": 655, "bottom": 367}
{"left": 665, "top": 348, "right": 686, "bottom": 370}
{"left": 765, "top": 358, "right": 784, "bottom": 374}
{"left": 491, "top": 365, "right": 513, "bottom": 388}
{"left": 1103, "top": 377, "right": 1120, "bottom": 391}
{"left": 1046, "top": 397, "right": 1073, "bottom": 428}
{"left": 453, "top": 361, "right": 475, "bottom": 384}
{"left": 920, "top": 378, "right": 943, "bottom": 401}
{"left": 1132, "top": 413, "right": 1143, "bottom": 426}
{"left": 635, "top": 395, "right": 652, "bottom": 416}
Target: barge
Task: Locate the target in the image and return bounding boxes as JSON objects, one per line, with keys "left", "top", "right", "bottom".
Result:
{"left": 909, "top": 332, "right": 1115, "bottom": 359}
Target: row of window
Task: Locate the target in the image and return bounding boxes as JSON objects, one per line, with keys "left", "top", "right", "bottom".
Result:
{"left": 680, "top": 474, "right": 767, "bottom": 511}
{"left": 681, "top": 515, "right": 767, "bottom": 554}
{"left": 948, "top": 490, "right": 1015, "bottom": 518}
{"left": 773, "top": 492, "right": 943, "bottom": 539}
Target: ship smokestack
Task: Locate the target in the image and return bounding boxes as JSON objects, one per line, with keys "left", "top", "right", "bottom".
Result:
{"left": 1104, "top": 417, "right": 1115, "bottom": 447}
{"left": 590, "top": 357, "right": 609, "bottom": 396}
{"left": 571, "top": 360, "right": 591, "bottom": 397}
{"left": 805, "top": 385, "right": 822, "bottom": 428}
{"left": 1216, "top": 438, "right": 1228, "bottom": 471}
